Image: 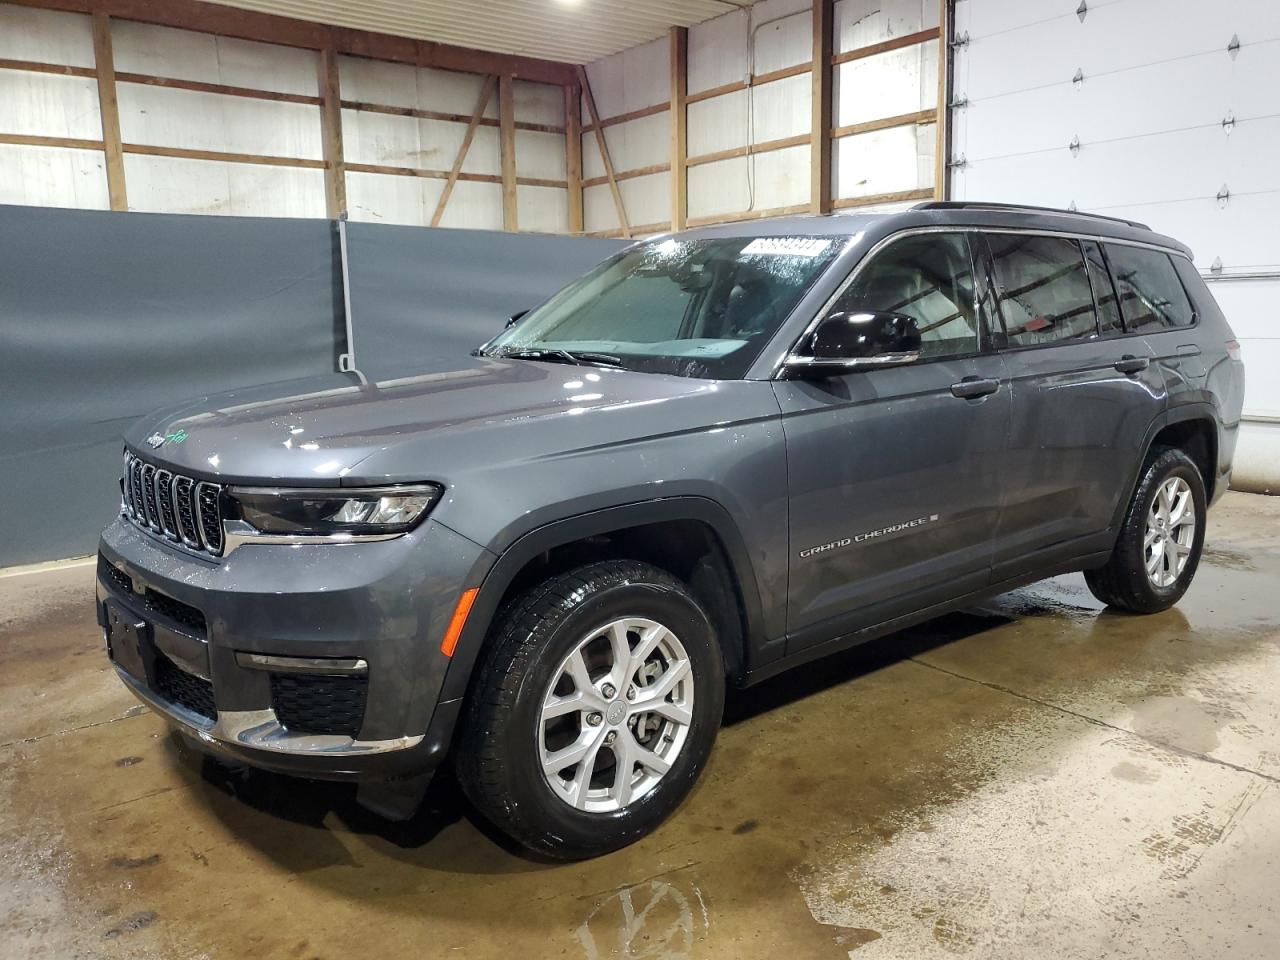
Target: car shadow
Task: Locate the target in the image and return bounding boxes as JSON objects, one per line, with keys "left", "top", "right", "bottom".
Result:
{"left": 174, "top": 603, "right": 1037, "bottom": 872}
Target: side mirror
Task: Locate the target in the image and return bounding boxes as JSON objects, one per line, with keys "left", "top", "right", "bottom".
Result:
{"left": 506, "top": 309, "right": 529, "bottom": 328}
{"left": 783, "top": 310, "right": 921, "bottom": 378}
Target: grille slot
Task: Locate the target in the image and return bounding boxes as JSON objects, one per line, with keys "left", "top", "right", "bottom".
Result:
{"left": 173, "top": 476, "right": 200, "bottom": 546}
{"left": 122, "top": 452, "right": 224, "bottom": 557}
{"left": 196, "top": 483, "right": 223, "bottom": 554}
{"left": 143, "top": 589, "right": 207, "bottom": 635}
{"left": 155, "top": 469, "right": 179, "bottom": 539}
{"left": 129, "top": 457, "right": 147, "bottom": 518}
{"left": 154, "top": 652, "right": 216, "bottom": 721}
{"left": 99, "top": 556, "right": 134, "bottom": 595}
{"left": 140, "top": 464, "right": 160, "bottom": 529}
{"left": 270, "top": 673, "right": 368, "bottom": 738}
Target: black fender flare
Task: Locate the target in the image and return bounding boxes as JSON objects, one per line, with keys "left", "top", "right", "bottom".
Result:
{"left": 1110, "top": 402, "right": 1220, "bottom": 530}
{"left": 438, "top": 496, "right": 768, "bottom": 702}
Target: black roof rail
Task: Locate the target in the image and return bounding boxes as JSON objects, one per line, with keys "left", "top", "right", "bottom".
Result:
{"left": 912, "top": 200, "right": 1150, "bottom": 231}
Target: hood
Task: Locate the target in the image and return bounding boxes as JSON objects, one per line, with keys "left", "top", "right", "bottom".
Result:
{"left": 125, "top": 357, "right": 773, "bottom": 486}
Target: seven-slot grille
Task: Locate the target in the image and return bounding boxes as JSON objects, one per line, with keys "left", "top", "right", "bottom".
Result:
{"left": 122, "top": 451, "right": 224, "bottom": 555}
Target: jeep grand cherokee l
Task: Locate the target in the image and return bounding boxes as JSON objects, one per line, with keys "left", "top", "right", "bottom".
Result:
{"left": 98, "top": 201, "right": 1245, "bottom": 859}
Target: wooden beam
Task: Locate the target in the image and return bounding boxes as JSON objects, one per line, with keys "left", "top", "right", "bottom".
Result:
{"left": 0, "top": 57, "right": 95, "bottom": 78}
{"left": 432, "top": 75, "right": 496, "bottom": 227}
{"left": 669, "top": 26, "right": 687, "bottom": 232}
{"left": 831, "top": 27, "right": 940, "bottom": 66}
{"left": 683, "top": 63, "right": 813, "bottom": 107}
{"left": 91, "top": 13, "right": 127, "bottom": 210}
{"left": 317, "top": 46, "right": 346, "bottom": 219}
{"left": 832, "top": 187, "right": 934, "bottom": 209}
{"left": 0, "top": 132, "right": 104, "bottom": 150}
{"left": 577, "top": 65, "right": 629, "bottom": 239}
{"left": 122, "top": 143, "right": 325, "bottom": 168}
{"left": 582, "top": 162, "right": 670, "bottom": 190}
{"left": 810, "top": 0, "right": 833, "bottom": 215}
{"left": 499, "top": 75, "right": 518, "bottom": 231}
{"left": 7, "top": 0, "right": 577, "bottom": 85}
{"left": 581, "top": 101, "right": 668, "bottom": 134}
{"left": 687, "top": 134, "right": 809, "bottom": 169}
{"left": 588, "top": 219, "right": 672, "bottom": 238}
{"left": 116, "top": 71, "right": 320, "bottom": 104}
{"left": 831, "top": 108, "right": 936, "bottom": 140}
{"left": 565, "top": 83, "right": 583, "bottom": 233}
{"left": 686, "top": 202, "right": 812, "bottom": 228}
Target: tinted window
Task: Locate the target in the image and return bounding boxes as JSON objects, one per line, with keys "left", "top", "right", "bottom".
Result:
{"left": 485, "top": 236, "right": 840, "bottom": 379}
{"left": 831, "top": 232, "right": 981, "bottom": 360}
{"left": 1106, "top": 244, "right": 1195, "bottom": 331}
{"left": 986, "top": 234, "right": 1097, "bottom": 347}
{"left": 1081, "top": 240, "right": 1124, "bottom": 336}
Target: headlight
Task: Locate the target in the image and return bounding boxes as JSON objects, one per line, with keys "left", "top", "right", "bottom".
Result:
{"left": 228, "top": 484, "right": 442, "bottom": 536}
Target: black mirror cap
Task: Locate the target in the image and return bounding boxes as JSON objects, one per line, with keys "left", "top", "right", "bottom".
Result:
{"left": 783, "top": 310, "right": 922, "bottom": 378}
{"left": 506, "top": 309, "right": 530, "bottom": 328}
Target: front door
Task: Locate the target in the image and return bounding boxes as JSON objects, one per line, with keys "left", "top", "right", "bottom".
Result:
{"left": 775, "top": 231, "right": 1012, "bottom": 651}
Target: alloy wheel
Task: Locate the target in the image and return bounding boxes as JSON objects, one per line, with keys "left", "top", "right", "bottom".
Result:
{"left": 539, "top": 617, "right": 695, "bottom": 813}
{"left": 1145, "top": 475, "right": 1195, "bottom": 588}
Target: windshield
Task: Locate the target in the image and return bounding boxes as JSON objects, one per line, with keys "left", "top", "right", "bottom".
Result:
{"left": 481, "top": 236, "right": 842, "bottom": 379}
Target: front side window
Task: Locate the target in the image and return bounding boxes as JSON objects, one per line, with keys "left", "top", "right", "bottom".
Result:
{"left": 1105, "top": 244, "right": 1195, "bottom": 332}
{"left": 828, "top": 232, "right": 982, "bottom": 361}
{"left": 986, "top": 234, "right": 1098, "bottom": 347}
{"left": 482, "top": 236, "right": 841, "bottom": 379}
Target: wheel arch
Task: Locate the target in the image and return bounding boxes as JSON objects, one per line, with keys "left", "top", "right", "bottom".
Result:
{"left": 1111, "top": 403, "right": 1220, "bottom": 530}
{"left": 438, "top": 497, "right": 768, "bottom": 704}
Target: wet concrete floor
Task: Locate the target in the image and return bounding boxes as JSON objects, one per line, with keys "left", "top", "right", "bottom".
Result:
{"left": 2, "top": 490, "right": 1279, "bottom": 959}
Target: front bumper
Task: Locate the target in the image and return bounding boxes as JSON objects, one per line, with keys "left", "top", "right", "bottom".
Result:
{"left": 97, "top": 515, "right": 490, "bottom": 781}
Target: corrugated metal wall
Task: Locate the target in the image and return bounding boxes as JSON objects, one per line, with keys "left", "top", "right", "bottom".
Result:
{"left": 949, "top": 0, "right": 1280, "bottom": 491}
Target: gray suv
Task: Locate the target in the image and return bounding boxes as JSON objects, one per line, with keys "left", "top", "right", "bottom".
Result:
{"left": 98, "top": 201, "right": 1245, "bottom": 859}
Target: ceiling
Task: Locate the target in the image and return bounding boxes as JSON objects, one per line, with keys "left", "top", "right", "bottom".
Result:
{"left": 203, "top": 0, "right": 755, "bottom": 65}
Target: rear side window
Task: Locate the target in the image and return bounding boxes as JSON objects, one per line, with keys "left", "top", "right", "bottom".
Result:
{"left": 1081, "top": 240, "right": 1124, "bottom": 336}
{"left": 1105, "top": 244, "right": 1195, "bottom": 331}
{"left": 986, "top": 234, "right": 1098, "bottom": 347}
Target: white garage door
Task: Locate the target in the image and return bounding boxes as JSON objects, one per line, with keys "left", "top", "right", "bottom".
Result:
{"left": 949, "top": 0, "right": 1280, "bottom": 489}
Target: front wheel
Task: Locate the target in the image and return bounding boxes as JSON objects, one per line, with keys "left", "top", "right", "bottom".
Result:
{"left": 1085, "top": 447, "right": 1206, "bottom": 613}
{"left": 456, "top": 560, "right": 724, "bottom": 860}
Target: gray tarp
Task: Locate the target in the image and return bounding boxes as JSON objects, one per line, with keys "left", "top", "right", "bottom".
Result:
{"left": 0, "top": 205, "right": 622, "bottom": 567}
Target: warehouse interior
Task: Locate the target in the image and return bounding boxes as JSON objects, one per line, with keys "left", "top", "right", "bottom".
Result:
{"left": 2, "top": 0, "right": 1279, "bottom": 957}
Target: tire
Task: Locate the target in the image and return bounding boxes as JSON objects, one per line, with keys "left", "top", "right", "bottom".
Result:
{"left": 456, "top": 560, "right": 725, "bottom": 860}
{"left": 1085, "top": 447, "right": 1206, "bottom": 614}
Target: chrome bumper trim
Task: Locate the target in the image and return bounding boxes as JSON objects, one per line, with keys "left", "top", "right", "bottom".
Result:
{"left": 234, "top": 652, "right": 368, "bottom": 675}
{"left": 114, "top": 664, "right": 424, "bottom": 758}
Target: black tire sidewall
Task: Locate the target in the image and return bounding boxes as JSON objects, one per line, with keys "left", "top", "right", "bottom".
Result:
{"left": 494, "top": 572, "right": 723, "bottom": 856}
{"left": 1123, "top": 450, "right": 1207, "bottom": 608}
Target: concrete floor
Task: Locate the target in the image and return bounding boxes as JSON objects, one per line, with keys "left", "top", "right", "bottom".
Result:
{"left": 3, "top": 492, "right": 1279, "bottom": 960}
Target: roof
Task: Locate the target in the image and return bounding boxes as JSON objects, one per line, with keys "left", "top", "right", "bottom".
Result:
{"left": 670, "top": 203, "right": 1193, "bottom": 258}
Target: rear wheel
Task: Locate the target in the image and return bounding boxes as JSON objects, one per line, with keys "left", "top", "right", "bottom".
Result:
{"left": 1085, "top": 447, "right": 1206, "bottom": 613}
{"left": 456, "top": 560, "right": 724, "bottom": 859}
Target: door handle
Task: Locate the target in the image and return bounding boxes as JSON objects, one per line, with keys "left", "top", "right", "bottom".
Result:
{"left": 1114, "top": 355, "right": 1149, "bottom": 375}
{"left": 950, "top": 376, "right": 1000, "bottom": 399}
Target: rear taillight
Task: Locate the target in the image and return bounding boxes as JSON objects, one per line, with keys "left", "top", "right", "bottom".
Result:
{"left": 1226, "top": 339, "right": 1242, "bottom": 362}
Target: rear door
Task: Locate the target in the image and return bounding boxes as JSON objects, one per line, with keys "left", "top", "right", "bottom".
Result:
{"left": 982, "top": 232, "right": 1167, "bottom": 580}
{"left": 775, "top": 230, "right": 1012, "bottom": 650}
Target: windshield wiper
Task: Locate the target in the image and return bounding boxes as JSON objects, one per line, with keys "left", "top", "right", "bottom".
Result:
{"left": 487, "top": 347, "right": 626, "bottom": 369}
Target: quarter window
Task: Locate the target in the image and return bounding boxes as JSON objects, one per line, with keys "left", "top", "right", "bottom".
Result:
{"left": 829, "top": 232, "right": 982, "bottom": 361}
{"left": 986, "top": 234, "right": 1098, "bottom": 347}
{"left": 1105, "top": 244, "right": 1195, "bottom": 331}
